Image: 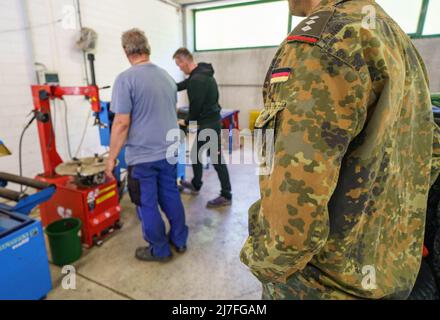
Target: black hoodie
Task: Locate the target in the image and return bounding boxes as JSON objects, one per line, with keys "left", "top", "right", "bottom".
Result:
{"left": 177, "top": 63, "right": 221, "bottom": 127}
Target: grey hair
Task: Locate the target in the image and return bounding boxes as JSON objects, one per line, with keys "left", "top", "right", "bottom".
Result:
{"left": 121, "top": 28, "right": 151, "bottom": 56}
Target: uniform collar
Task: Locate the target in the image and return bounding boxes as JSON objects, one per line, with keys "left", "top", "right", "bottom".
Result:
{"left": 311, "top": 0, "right": 367, "bottom": 13}
{"left": 318, "top": 0, "right": 374, "bottom": 7}
{"left": 319, "top": 0, "right": 351, "bottom": 5}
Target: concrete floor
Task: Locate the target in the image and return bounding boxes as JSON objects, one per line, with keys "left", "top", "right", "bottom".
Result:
{"left": 45, "top": 148, "right": 262, "bottom": 300}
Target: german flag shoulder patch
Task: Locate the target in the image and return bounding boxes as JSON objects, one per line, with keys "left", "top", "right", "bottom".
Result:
{"left": 287, "top": 10, "right": 334, "bottom": 45}
{"left": 270, "top": 68, "right": 292, "bottom": 84}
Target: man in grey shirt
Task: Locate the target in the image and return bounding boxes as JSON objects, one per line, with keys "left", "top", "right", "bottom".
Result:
{"left": 106, "top": 28, "right": 188, "bottom": 262}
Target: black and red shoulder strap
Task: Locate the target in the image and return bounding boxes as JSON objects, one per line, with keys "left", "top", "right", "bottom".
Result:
{"left": 287, "top": 10, "right": 334, "bottom": 44}
{"left": 287, "top": 0, "right": 352, "bottom": 44}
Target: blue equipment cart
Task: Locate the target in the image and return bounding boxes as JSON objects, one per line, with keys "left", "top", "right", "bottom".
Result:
{"left": 0, "top": 171, "right": 56, "bottom": 300}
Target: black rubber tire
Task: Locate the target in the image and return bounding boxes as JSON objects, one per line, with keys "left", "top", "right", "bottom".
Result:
{"left": 408, "top": 260, "right": 440, "bottom": 300}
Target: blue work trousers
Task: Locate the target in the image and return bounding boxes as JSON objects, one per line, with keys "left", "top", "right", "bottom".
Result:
{"left": 128, "top": 159, "right": 188, "bottom": 257}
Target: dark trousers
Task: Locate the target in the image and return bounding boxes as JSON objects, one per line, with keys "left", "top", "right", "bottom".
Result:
{"left": 128, "top": 159, "right": 189, "bottom": 257}
{"left": 190, "top": 122, "right": 232, "bottom": 200}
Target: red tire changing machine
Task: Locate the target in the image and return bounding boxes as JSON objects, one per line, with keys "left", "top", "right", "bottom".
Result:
{"left": 31, "top": 54, "right": 121, "bottom": 248}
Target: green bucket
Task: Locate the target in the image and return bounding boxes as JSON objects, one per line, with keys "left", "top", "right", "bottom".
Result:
{"left": 45, "top": 218, "right": 82, "bottom": 266}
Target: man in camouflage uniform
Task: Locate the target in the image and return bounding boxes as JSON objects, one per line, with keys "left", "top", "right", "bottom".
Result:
{"left": 240, "top": 0, "right": 440, "bottom": 299}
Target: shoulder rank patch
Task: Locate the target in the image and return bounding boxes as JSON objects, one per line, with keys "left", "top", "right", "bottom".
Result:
{"left": 270, "top": 68, "right": 292, "bottom": 84}
{"left": 288, "top": 10, "right": 334, "bottom": 44}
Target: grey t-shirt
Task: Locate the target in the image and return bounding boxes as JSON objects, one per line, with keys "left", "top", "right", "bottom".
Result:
{"left": 111, "top": 63, "right": 178, "bottom": 166}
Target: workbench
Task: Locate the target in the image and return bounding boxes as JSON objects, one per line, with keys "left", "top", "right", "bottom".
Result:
{"left": 177, "top": 107, "right": 240, "bottom": 154}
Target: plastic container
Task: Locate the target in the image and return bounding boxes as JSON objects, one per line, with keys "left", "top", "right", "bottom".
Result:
{"left": 45, "top": 218, "right": 82, "bottom": 266}
{"left": 249, "top": 110, "right": 261, "bottom": 132}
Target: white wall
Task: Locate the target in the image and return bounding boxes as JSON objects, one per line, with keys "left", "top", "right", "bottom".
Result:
{"left": 194, "top": 48, "right": 276, "bottom": 129}
{"left": 413, "top": 38, "right": 440, "bottom": 92}
{"left": 0, "top": 0, "right": 185, "bottom": 178}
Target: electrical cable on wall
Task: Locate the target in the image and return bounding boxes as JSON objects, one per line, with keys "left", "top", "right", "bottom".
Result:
{"left": 52, "top": 100, "right": 57, "bottom": 140}
{"left": 61, "top": 99, "right": 73, "bottom": 160}
{"left": 18, "top": 112, "right": 37, "bottom": 193}
{"left": 47, "top": 100, "right": 55, "bottom": 152}
{"left": 74, "top": 109, "right": 92, "bottom": 158}
{"left": 75, "top": 0, "right": 90, "bottom": 85}
{"left": 61, "top": 97, "right": 92, "bottom": 160}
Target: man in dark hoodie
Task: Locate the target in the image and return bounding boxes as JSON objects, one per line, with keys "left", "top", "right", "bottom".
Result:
{"left": 173, "top": 48, "right": 232, "bottom": 208}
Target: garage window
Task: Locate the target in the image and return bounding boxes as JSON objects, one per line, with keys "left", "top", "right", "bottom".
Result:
{"left": 194, "top": 0, "right": 290, "bottom": 51}
{"left": 376, "top": 0, "right": 439, "bottom": 38}
{"left": 193, "top": 0, "right": 439, "bottom": 52}
{"left": 423, "top": 0, "right": 440, "bottom": 36}
{"left": 376, "top": 0, "right": 423, "bottom": 34}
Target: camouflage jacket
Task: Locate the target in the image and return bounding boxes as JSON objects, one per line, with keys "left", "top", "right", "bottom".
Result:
{"left": 240, "top": 0, "right": 440, "bottom": 299}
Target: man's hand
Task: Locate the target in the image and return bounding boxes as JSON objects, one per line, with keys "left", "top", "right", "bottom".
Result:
{"left": 178, "top": 119, "right": 187, "bottom": 127}
{"left": 105, "top": 158, "right": 116, "bottom": 179}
